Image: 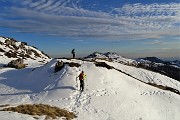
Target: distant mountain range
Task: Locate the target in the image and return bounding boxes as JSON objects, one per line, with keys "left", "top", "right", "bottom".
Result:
{"left": 85, "top": 52, "right": 180, "bottom": 68}
{"left": 85, "top": 52, "right": 180, "bottom": 81}
{"left": 137, "top": 57, "right": 180, "bottom": 68}
{"left": 137, "top": 57, "right": 164, "bottom": 63}
{"left": 85, "top": 52, "right": 136, "bottom": 64}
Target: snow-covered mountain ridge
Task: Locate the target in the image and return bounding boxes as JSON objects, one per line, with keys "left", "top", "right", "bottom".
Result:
{"left": 137, "top": 57, "right": 165, "bottom": 64}
{"left": 136, "top": 57, "right": 180, "bottom": 81}
{"left": 137, "top": 57, "right": 180, "bottom": 68}
{"left": 0, "top": 36, "right": 51, "bottom": 67}
{"left": 85, "top": 52, "right": 136, "bottom": 64}
{"left": 85, "top": 52, "right": 180, "bottom": 81}
{"left": 0, "top": 58, "right": 180, "bottom": 120}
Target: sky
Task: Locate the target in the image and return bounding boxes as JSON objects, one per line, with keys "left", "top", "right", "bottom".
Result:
{"left": 0, "top": 0, "right": 179, "bottom": 60}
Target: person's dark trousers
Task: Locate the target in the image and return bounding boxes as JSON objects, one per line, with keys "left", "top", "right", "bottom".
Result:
{"left": 73, "top": 54, "right": 75, "bottom": 58}
{"left": 80, "top": 80, "right": 84, "bottom": 92}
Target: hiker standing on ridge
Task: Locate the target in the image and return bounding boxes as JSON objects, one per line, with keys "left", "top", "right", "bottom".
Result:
{"left": 71, "top": 49, "right": 75, "bottom": 58}
{"left": 77, "top": 71, "right": 86, "bottom": 92}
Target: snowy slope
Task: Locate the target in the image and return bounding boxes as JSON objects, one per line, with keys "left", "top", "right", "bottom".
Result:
{"left": 0, "top": 59, "right": 180, "bottom": 120}
{"left": 97, "top": 60, "right": 180, "bottom": 92}
{"left": 0, "top": 36, "right": 51, "bottom": 67}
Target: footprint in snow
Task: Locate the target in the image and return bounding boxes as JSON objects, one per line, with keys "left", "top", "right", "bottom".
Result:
{"left": 141, "top": 91, "right": 172, "bottom": 98}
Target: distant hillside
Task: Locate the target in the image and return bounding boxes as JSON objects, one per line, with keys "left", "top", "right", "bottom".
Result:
{"left": 136, "top": 57, "right": 180, "bottom": 69}
{"left": 85, "top": 52, "right": 180, "bottom": 81}
{"left": 137, "top": 57, "right": 165, "bottom": 63}
{"left": 136, "top": 57, "right": 180, "bottom": 81}
{"left": 85, "top": 52, "right": 136, "bottom": 65}
{"left": 0, "top": 36, "right": 51, "bottom": 67}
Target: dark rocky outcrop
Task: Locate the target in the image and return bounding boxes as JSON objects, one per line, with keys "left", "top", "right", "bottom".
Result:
{"left": 65, "top": 62, "right": 81, "bottom": 67}
{"left": 54, "top": 61, "right": 64, "bottom": 73}
{"left": 0, "top": 48, "right": 5, "bottom": 52}
{"left": 95, "top": 62, "right": 113, "bottom": 69}
{"left": 4, "top": 51, "right": 17, "bottom": 58}
{"left": 7, "top": 58, "right": 25, "bottom": 69}
{"left": 137, "top": 57, "right": 165, "bottom": 63}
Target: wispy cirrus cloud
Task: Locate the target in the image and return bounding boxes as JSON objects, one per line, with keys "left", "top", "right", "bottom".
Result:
{"left": 0, "top": 0, "right": 179, "bottom": 40}
{"left": 144, "top": 40, "right": 166, "bottom": 45}
{"left": 113, "top": 3, "right": 180, "bottom": 16}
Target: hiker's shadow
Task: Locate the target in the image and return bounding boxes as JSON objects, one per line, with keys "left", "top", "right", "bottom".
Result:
{"left": 0, "top": 66, "right": 76, "bottom": 94}
{"left": 0, "top": 86, "right": 76, "bottom": 96}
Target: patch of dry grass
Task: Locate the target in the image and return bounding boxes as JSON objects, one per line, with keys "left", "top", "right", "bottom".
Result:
{"left": 65, "top": 62, "right": 81, "bottom": 67}
{"left": 0, "top": 104, "right": 76, "bottom": 120}
{"left": 148, "top": 83, "right": 180, "bottom": 95}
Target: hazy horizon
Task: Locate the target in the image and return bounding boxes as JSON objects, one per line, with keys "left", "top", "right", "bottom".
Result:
{"left": 49, "top": 51, "right": 180, "bottom": 61}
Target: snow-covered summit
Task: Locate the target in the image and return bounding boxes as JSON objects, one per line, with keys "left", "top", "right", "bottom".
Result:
{"left": 104, "top": 52, "right": 122, "bottom": 58}
{"left": 0, "top": 36, "right": 51, "bottom": 67}
{"left": 85, "top": 52, "right": 136, "bottom": 64}
{"left": 85, "top": 52, "right": 107, "bottom": 59}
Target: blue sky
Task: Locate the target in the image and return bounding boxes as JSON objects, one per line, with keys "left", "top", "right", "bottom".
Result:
{"left": 0, "top": 0, "right": 179, "bottom": 60}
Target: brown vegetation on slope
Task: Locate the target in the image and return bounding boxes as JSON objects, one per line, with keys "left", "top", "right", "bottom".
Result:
{"left": 1, "top": 104, "right": 76, "bottom": 120}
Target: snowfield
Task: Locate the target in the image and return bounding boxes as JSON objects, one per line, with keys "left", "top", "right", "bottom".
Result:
{"left": 0, "top": 59, "right": 180, "bottom": 120}
{"left": 101, "top": 60, "right": 180, "bottom": 92}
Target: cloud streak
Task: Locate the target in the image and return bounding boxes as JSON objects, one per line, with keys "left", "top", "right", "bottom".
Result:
{"left": 0, "top": 0, "right": 179, "bottom": 40}
{"left": 144, "top": 40, "right": 166, "bottom": 45}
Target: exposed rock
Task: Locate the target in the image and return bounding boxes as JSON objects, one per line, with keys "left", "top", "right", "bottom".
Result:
{"left": 95, "top": 62, "right": 113, "bottom": 69}
{"left": 0, "top": 48, "right": 5, "bottom": 52}
{"left": 21, "top": 42, "right": 27, "bottom": 45}
{"left": 31, "top": 49, "right": 41, "bottom": 58}
{"left": 54, "top": 61, "right": 64, "bottom": 73}
{"left": 7, "top": 58, "right": 25, "bottom": 69}
{"left": 0, "top": 41, "right": 3, "bottom": 45}
{"left": 4, "top": 51, "right": 17, "bottom": 58}
{"left": 5, "top": 39, "right": 16, "bottom": 46}
{"left": 26, "top": 49, "right": 32, "bottom": 55}
{"left": 5, "top": 39, "right": 19, "bottom": 50}
{"left": 19, "top": 43, "right": 25, "bottom": 49}
{"left": 65, "top": 62, "right": 81, "bottom": 67}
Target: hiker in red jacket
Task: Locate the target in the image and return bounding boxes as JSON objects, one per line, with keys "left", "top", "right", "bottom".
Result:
{"left": 77, "top": 71, "right": 86, "bottom": 92}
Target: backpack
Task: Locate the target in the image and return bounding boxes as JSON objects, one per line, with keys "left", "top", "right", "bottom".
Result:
{"left": 79, "top": 73, "right": 86, "bottom": 80}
